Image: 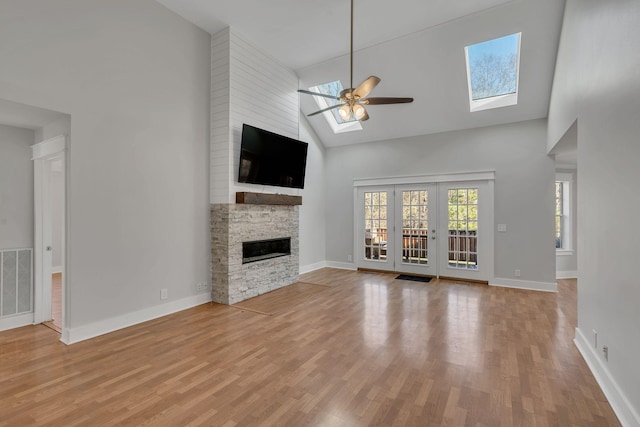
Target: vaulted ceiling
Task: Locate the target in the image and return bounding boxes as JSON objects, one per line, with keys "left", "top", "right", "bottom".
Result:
{"left": 156, "top": 0, "right": 566, "bottom": 146}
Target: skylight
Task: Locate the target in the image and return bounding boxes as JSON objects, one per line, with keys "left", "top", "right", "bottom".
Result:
{"left": 309, "top": 80, "right": 362, "bottom": 133}
{"left": 465, "top": 33, "right": 521, "bottom": 112}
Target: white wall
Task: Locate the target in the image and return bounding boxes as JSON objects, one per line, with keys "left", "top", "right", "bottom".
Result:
{"left": 210, "top": 28, "right": 300, "bottom": 204}
{"left": 547, "top": 0, "right": 640, "bottom": 424}
{"left": 298, "top": 116, "right": 326, "bottom": 272}
{"left": 35, "top": 116, "right": 71, "bottom": 143}
{"left": 324, "top": 119, "right": 556, "bottom": 287}
{"left": 0, "top": 0, "right": 211, "bottom": 341}
{"left": 0, "top": 124, "right": 34, "bottom": 250}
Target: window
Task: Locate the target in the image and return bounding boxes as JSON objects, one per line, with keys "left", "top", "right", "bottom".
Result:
{"left": 464, "top": 33, "right": 521, "bottom": 112}
{"left": 309, "top": 80, "right": 362, "bottom": 134}
{"left": 447, "top": 188, "right": 478, "bottom": 270}
{"left": 555, "top": 174, "right": 573, "bottom": 252}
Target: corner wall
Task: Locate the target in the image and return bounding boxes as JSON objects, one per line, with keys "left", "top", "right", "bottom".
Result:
{"left": 548, "top": 1, "right": 640, "bottom": 424}
{"left": 0, "top": 0, "right": 212, "bottom": 341}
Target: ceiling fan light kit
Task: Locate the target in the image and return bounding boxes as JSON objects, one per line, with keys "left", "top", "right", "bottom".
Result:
{"left": 299, "top": 0, "right": 413, "bottom": 122}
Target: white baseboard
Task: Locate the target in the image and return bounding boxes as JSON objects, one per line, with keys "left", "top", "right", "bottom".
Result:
{"left": 52, "top": 266, "right": 63, "bottom": 274}
{"left": 574, "top": 328, "right": 640, "bottom": 427}
{"left": 0, "top": 312, "right": 34, "bottom": 332}
{"left": 300, "top": 261, "right": 327, "bottom": 274}
{"left": 325, "top": 261, "right": 357, "bottom": 271}
{"left": 62, "top": 293, "right": 212, "bottom": 345}
{"left": 490, "top": 277, "right": 557, "bottom": 292}
{"left": 556, "top": 270, "right": 577, "bottom": 279}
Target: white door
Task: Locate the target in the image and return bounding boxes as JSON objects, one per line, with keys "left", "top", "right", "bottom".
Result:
{"left": 32, "top": 135, "right": 66, "bottom": 329}
{"left": 394, "top": 185, "right": 438, "bottom": 276}
{"left": 437, "top": 182, "right": 492, "bottom": 282}
{"left": 356, "top": 187, "right": 394, "bottom": 271}
{"left": 356, "top": 180, "right": 493, "bottom": 281}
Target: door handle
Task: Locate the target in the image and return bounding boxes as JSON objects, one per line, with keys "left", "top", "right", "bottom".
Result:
{"left": 46, "top": 246, "right": 52, "bottom": 251}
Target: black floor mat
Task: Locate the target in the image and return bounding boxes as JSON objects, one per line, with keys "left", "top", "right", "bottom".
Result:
{"left": 395, "top": 274, "right": 432, "bottom": 283}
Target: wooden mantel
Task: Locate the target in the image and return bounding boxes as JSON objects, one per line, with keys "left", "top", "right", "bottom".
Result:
{"left": 236, "top": 192, "right": 302, "bottom": 206}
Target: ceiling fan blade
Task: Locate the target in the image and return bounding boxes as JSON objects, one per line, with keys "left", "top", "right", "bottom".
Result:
{"left": 353, "top": 76, "right": 381, "bottom": 99}
{"left": 298, "top": 89, "right": 340, "bottom": 100}
{"left": 363, "top": 97, "right": 414, "bottom": 105}
{"left": 307, "top": 103, "right": 343, "bottom": 117}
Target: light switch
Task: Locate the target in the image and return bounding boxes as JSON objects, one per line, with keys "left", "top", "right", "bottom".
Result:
{"left": 497, "top": 224, "right": 507, "bottom": 232}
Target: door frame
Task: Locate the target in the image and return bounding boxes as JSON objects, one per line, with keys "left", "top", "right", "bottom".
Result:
{"left": 32, "top": 135, "right": 66, "bottom": 333}
{"left": 355, "top": 186, "right": 396, "bottom": 272}
{"left": 393, "top": 183, "right": 438, "bottom": 276}
{"left": 436, "top": 180, "right": 494, "bottom": 282}
{"left": 353, "top": 171, "right": 495, "bottom": 281}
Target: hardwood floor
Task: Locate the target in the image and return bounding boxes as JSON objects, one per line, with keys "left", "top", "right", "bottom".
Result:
{"left": 0, "top": 270, "right": 619, "bottom": 426}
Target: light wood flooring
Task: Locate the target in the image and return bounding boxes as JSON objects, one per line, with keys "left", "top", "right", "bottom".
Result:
{"left": 0, "top": 269, "right": 620, "bottom": 426}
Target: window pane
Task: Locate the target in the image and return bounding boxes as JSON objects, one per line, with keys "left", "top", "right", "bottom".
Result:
{"left": 466, "top": 33, "right": 520, "bottom": 100}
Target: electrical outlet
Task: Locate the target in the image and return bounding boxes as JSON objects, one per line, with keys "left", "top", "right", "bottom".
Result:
{"left": 160, "top": 289, "right": 168, "bottom": 300}
{"left": 515, "top": 269, "right": 521, "bottom": 277}
{"left": 196, "top": 283, "right": 203, "bottom": 291}
{"left": 347, "top": 254, "right": 353, "bottom": 262}
{"left": 497, "top": 224, "right": 507, "bottom": 232}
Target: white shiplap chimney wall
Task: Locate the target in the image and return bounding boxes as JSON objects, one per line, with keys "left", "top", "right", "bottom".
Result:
{"left": 210, "top": 27, "right": 299, "bottom": 204}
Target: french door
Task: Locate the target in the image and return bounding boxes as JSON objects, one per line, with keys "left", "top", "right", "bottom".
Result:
{"left": 356, "top": 181, "right": 492, "bottom": 281}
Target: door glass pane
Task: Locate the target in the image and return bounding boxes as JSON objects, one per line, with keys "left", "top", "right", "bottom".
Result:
{"left": 401, "top": 190, "right": 429, "bottom": 265}
{"left": 364, "top": 191, "right": 387, "bottom": 261}
{"left": 448, "top": 188, "right": 478, "bottom": 270}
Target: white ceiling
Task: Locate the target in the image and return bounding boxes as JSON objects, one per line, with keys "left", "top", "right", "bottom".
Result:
{"left": 156, "top": 0, "right": 566, "bottom": 147}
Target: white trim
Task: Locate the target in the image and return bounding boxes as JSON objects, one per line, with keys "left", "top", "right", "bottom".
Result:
{"left": 325, "top": 261, "right": 357, "bottom": 271}
{"left": 0, "top": 312, "right": 34, "bottom": 332}
{"left": 555, "top": 175, "right": 573, "bottom": 251}
{"left": 31, "top": 135, "right": 67, "bottom": 335}
{"left": 490, "top": 277, "right": 557, "bottom": 292}
{"left": 353, "top": 171, "right": 495, "bottom": 188}
{"left": 299, "top": 261, "right": 327, "bottom": 275}
{"left": 556, "top": 249, "right": 574, "bottom": 256}
{"left": 556, "top": 270, "right": 577, "bottom": 279}
{"left": 61, "top": 293, "right": 212, "bottom": 345}
{"left": 556, "top": 172, "right": 574, "bottom": 183}
{"left": 31, "top": 135, "right": 66, "bottom": 160}
{"left": 574, "top": 328, "right": 639, "bottom": 427}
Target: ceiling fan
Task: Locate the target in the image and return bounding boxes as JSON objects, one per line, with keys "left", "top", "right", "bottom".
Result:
{"left": 298, "top": 0, "right": 414, "bottom": 122}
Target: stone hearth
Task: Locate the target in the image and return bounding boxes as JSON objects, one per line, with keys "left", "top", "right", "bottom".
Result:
{"left": 210, "top": 203, "right": 299, "bottom": 304}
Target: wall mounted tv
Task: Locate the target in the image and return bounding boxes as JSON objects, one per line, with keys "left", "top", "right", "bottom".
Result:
{"left": 238, "top": 123, "right": 308, "bottom": 189}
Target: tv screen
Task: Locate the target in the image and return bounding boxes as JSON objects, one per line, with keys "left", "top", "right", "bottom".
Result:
{"left": 238, "top": 124, "right": 308, "bottom": 189}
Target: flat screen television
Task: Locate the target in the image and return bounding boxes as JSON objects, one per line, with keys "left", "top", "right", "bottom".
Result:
{"left": 238, "top": 123, "right": 308, "bottom": 189}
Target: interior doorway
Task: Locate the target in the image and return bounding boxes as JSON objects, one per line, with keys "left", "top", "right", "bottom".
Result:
{"left": 355, "top": 176, "right": 494, "bottom": 282}
{"left": 32, "top": 135, "right": 66, "bottom": 335}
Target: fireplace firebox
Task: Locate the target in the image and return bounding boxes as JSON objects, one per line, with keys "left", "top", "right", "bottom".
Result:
{"left": 242, "top": 237, "right": 291, "bottom": 264}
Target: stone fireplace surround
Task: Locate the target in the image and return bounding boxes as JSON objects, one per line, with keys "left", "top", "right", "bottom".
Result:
{"left": 210, "top": 201, "right": 299, "bottom": 304}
